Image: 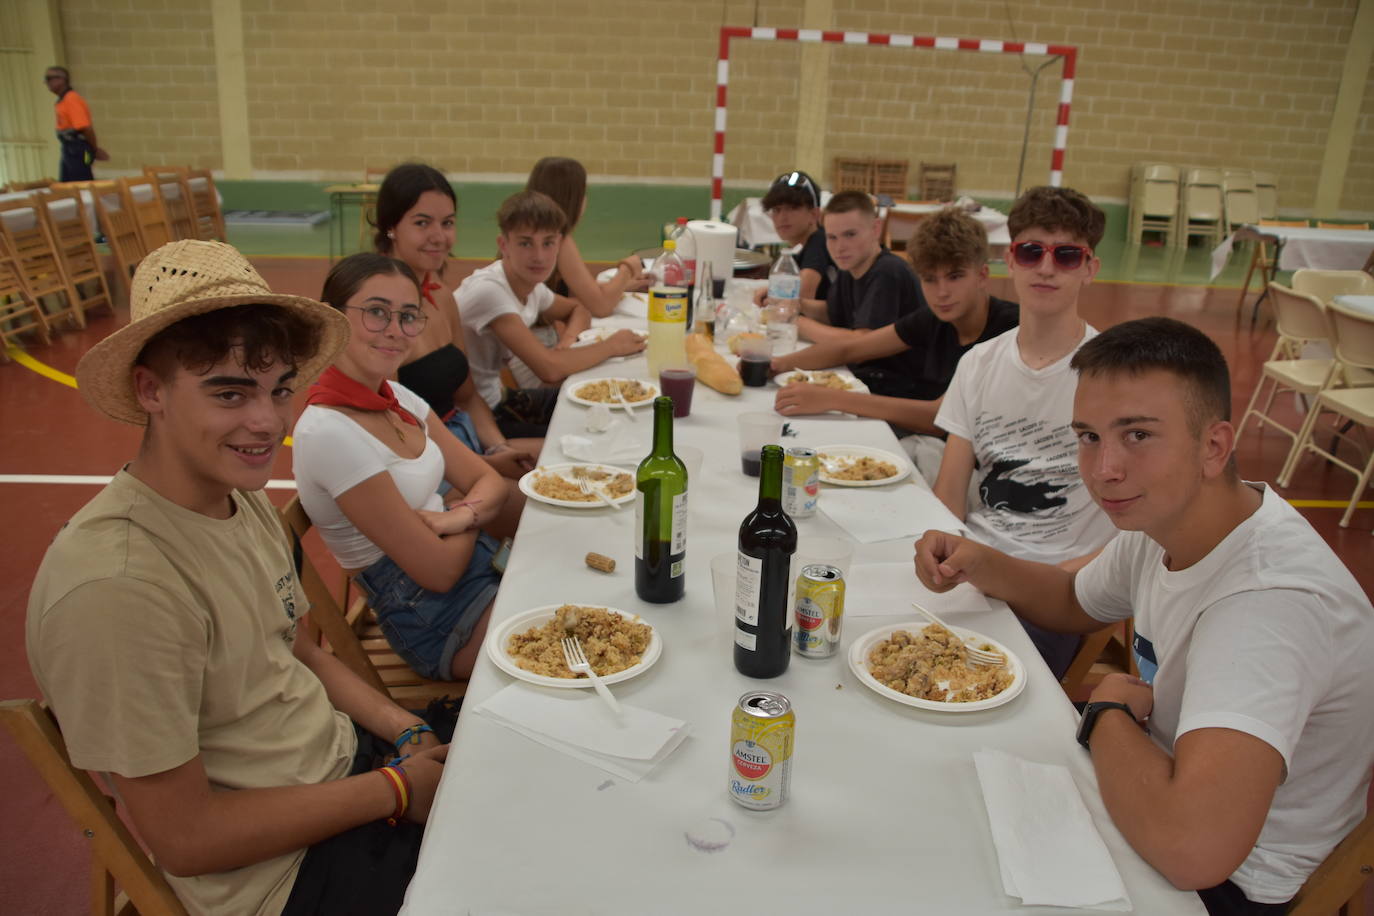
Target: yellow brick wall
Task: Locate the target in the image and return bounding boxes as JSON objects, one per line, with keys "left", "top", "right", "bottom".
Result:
{"left": 57, "top": 0, "right": 1372, "bottom": 213}
{"left": 60, "top": 0, "right": 221, "bottom": 171}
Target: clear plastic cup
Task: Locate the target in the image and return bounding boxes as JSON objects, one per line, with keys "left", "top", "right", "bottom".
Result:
{"left": 659, "top": 364, "right": 696, "bottom": 418}
{"left": 738, "top": 337, "right": 774, "bottom": 388}
{"left": 737, "top": 411, "right": 782, "bottom": 476}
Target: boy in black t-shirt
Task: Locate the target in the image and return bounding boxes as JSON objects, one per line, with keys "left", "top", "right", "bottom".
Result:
{"left": 760, "top": 170, "right": 835, "bottom": 309}
{"left": 772, "top": 207, "right": 1017, "bottom": 481}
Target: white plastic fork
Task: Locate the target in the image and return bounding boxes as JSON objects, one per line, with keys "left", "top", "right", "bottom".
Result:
{"left": 910, "top": 601, "right": 1005, "bottom": 668}
{"left": 562, "top": 636, "right": 623, "bottom": 717}
{"left": 612, "top": 382, "right": 638, "bottom": 421}
{"left": 572, "top": 466, "right": 620, "bottom": 510}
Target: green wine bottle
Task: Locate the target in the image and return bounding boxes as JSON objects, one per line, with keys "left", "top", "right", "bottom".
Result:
{"left": 635, "top": 396, "right": 687, "bottom": 603}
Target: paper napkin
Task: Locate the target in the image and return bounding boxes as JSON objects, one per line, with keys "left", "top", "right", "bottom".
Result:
{"left": 820, "top": 483, "right": 966, "bottom": 544}
{"left": 559, "top": 420, "right": 645, "bottom": 465}
{"left": 474, "top": 684, "right": 690, "bottom": 783}
{"left": 973, "top": 749, "right": 1132, "bottom": 910}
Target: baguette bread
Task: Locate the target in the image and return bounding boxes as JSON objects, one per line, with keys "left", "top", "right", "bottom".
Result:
{"left": 685, "top": 333, "right": 743, "bottom": 395}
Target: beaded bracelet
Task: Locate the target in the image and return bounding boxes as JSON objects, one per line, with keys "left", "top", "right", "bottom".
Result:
{"left": 377, "top": 765, "right": 410, "bottom": 826}
{"left": 393, "top": 723, "right": 434, "bottom": 750}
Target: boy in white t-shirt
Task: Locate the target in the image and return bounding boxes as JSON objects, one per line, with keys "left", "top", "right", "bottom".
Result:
{"left": 916, "top": 317, "right": 1374, "bottom": 914}
{"left": 457, "top": 190, "right": 645, "bottom": 437}
{"left": 932, "top": 186, "right": 1117, "bottom": 675}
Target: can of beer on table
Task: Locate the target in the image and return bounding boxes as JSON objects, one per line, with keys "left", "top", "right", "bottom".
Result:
{"left": 781, "top": 446, "right": 819, "bottom": 518}
{"left": 794, "top": 563, "right": 845, "bottom": 658}
{"left": 728, "top": 691, "right": 794, "bottom": 810}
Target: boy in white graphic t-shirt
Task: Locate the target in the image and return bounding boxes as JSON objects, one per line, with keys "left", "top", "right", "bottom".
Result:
{"left": 917, "top": 317, "right": 1374, "bottom": 914}
{"left": 932, "top": 186, "right": 1117, "bottom": 675}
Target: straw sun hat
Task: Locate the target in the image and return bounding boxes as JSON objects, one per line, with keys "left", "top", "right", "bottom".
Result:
{"left": 75, "top": 240, "right": 350, "bottom": 425}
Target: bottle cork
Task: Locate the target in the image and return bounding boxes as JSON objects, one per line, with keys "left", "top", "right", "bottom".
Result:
{"left": 584, "top": 552, "right": 616, "bottom": 573}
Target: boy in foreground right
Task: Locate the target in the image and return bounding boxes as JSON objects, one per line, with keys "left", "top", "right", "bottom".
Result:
{"left": 916, "top": 317, "right": 1374, "bottom": 915}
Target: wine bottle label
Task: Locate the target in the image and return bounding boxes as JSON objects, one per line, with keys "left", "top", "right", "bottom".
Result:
{"left": 634, "top": 492, "right": 644, "bottom": 559}
{"left": 671, "top": 491, "right": 687, "bottom": 556}
{"left": 734, "top": 627, "right": 757, "bottom": 650}
{"left": 735, "top": 552, "right": 762, "bottom": 625}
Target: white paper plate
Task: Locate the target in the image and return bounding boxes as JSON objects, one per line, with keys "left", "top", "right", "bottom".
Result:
{"left": 565, "top": 377, "right": 658, "bottom": 409}
{"left": 518, "top": 463, "right": 636, "bottom": 508}
{"left": 773, "top": 369, "right": 870, "bottom": 394}
{"left": 488, "top": 604, "right": 662, "bottom": 688}
{"left": 815, "top": 444, "right": 910, "bottom": 486}
{"left": 848, "top": 620, "right": 1026, "bottom": 712}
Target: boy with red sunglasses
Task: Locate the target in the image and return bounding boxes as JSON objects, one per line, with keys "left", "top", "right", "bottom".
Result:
{"left": 930, "top": 185, "right": 1117, "bottom": 677}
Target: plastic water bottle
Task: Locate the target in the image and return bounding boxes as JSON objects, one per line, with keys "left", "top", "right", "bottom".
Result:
{"left": 765, "top": 252, "right": 801, "bottom": 352}
{"left": 647, "top": 239, "right": 688, "bottom": 379}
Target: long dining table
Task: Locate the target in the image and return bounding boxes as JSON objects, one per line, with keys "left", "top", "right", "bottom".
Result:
{"left": 399, "top": 305, "right": 1206, "bottom": 916}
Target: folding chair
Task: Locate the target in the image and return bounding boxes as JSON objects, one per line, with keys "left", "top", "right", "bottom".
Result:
{"left": 1179, "top": 167, "right": 1225, "bottom": 248}
{"left": 918, "top": 162, "right": 957, "bottom": 202}
{"left": 9, "top": 178, "right": 55, "bottom": 191}
{"left": 0, "top": 199, "right": 85, "bottom": 330}
{"left": 1253, "top": 171, "right": 1279, "bottom": 221}
{"left": 1286, "top": 786, "right": 1373, "bottom": 915}
{"left": 1236, "top": 220, "right": 1311, "bottom": 324}
{"left": 36, "top": 189, "right": 115, "bottom": 321}
{"left": 872, "top": 159, "right": 909, "bottom": 199}
{"left": 0, "top": 228, "right": 52, "bottom": 359}
{"left": 1292, "top": 269, "right": 1374, "bottom": 307}
{"left": 118, "top": 177, "right": 173, "bottom": 252}
{"left": 1222, "top": 169, "right": 1260, "bottom": 231}
{"left": 1281, "top": 300, "right": 1374, "bottom": 527}
{"left": 92, "top": 187, "right": 147, "bottom": 303}
{"left": 278, "top": 496, "right": 462, "bottom": 707}
{"left": 0, "top": 700, "right": 189, "bottom": 916}
{"left": 1317, "top": 222, "right": 1371, "bottom": 231}
{"left": 1127, "top": 163, "right": 1180, "bottom": 246}
{"left": 358, "top": 166, "right": 388, "bottom": 253}
{"left": 153, "top": 178, "right": 196, "bottom": 241}
{"left": 832, "top": 157, "right": 874, "bottom": 194}
{"left": 183, "top": 169, "right": 226, "bottom": 242}
{"left": 142, "top": 164, "right": 189, "bottom": 179}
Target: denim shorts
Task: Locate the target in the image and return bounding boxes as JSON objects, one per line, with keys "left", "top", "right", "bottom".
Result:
{"left": 353, "top": 534, "right": 502, "bottom": 680}
{"left": 442, "top": 409, "right": 481, "bottom": 453}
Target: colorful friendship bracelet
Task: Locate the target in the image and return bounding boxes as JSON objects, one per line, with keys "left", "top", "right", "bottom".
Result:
{"left": 378, "top": 765, "right": 409, "bottom": 826}
{"left": 393, "top": 723, "right": 433, "bottom": 749}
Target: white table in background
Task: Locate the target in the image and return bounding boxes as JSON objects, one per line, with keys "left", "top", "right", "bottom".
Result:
{"left": 1211, "top": 224, "right": 1374, "bottom": 280}
{"left": 1334, "top": 294, "right": 1374, "bottom": 316}
{"left": 400, "top": 321, "right": 1204, "bottom": 916}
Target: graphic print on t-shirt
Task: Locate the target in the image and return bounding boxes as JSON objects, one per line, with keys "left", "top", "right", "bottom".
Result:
{"left": 1132, "top": 629, "right": 1158, "bottom": 684}
{"left": 972, "top": 410, "right": 1081, "bottom": 544}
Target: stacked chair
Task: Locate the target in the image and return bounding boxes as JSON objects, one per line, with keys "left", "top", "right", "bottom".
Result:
{"left": 1179, "top": 167, "right": 1226, "bottom": 248}
{"left": 35, "top": 190, "right": 114, "bottom": 325}
{"left": 1127, "top": 163, "right": 1180, "bottom": 245}
{"left": 0, "top": 200, "right": 85, "bottom": 331}
{"left": 1222, "top": 170, "right": 1260, "bottom": 231}
{"left": 0, "top": 226, "right": 52, "bottom": 359}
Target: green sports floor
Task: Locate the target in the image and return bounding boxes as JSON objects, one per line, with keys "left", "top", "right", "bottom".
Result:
{"left": 217, "top": 180, "right": 1270, "bottom": 289}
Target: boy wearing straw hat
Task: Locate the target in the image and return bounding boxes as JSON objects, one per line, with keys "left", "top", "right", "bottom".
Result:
{"left": 27, "top": 241, "right": 449, "bottom": 915}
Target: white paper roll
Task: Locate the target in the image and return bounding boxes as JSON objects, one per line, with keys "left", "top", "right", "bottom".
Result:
{"left": 686, "top": 219, "right": 737, "bottom": 278}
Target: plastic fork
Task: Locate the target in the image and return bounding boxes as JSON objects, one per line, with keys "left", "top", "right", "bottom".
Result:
{"left": 910, "top": 601, "right": 1005, "bottom": 668}
{"left": 572, "top": 466, "right": 620, "bottom": 510}
{"left": 610, "top": 381, "right": 636, "bottom": 421}
{"left": 561, "top": 636, "right": 623, "bottom": 717}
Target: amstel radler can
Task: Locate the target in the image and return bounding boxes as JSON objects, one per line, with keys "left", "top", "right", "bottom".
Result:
{"left": 793, "top": 564, "right": 845, "bottom": 658}
{"left": 781, "top": 446, "right": 819, "bottom": 518}
{"left": 728, "top": 691, "right": 794, "bottom": 810}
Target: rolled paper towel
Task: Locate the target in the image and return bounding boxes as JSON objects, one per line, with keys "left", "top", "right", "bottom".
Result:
{"left": 687, "top": 220, "right": 738, "bottom": 278}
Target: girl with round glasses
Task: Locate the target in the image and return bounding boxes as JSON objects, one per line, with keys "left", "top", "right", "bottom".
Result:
{"left": 292, "top": 253, "right": 508, "bottom": 681}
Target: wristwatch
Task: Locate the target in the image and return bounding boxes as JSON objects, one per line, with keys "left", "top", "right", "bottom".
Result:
{"left": 1077, "top": 701, "right": 1134, "bottom": 749}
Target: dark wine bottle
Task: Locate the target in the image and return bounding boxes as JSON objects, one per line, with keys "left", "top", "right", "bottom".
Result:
{"left": 635, "top": 396, "right": 688, "bottom": 603}
{"left": 734, "top": 444, "right": 796, "bottom": 677}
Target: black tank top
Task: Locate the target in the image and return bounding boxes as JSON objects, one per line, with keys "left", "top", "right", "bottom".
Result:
{"left": 397, "top": 344, "right": 470, "bottom": 418}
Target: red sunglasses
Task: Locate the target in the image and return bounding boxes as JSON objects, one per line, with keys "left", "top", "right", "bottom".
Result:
{"left": 1010, "top": 241, "right": 1093, "bottom": 270}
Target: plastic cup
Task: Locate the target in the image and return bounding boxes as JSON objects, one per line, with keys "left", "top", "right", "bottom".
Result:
{"left": 738, "top": 337, "right": 774, "bottom": 388}
{"left": 737, "top": 411, "right": 782, "bottom": 476}
{"left": 659, "top": 365, "right": 696, "bottom": 418}
{"left": 676, "top": 444, "right": 704, "bottom": 482}
{"left": 795, "top": 536, "right": 855, "bottom": 579}
{"left": 710, "top": 552, "right": 737, "bottom": 644}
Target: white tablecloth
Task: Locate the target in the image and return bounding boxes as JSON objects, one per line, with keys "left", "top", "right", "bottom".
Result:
{"left": 399, "top": 315, "right": 1205, "bottom": 916}
{"left": 1211, "top": 225, "right": 1374, "bottom": 280}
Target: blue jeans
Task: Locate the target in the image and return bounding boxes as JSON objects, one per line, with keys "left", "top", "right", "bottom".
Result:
{"left": 354, "top": 536, "right": 502, "bottom": 680}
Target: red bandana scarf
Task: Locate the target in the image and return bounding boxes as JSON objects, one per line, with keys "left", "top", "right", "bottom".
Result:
{"left": 420, "top": 271, "right": 443, "bottom": 307}
{"left": 306, "top": 367, "right": 421, "bottom": 427}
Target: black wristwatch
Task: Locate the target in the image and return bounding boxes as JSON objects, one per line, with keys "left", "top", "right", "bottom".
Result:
{"left": 1077, "top": 701, "right": 1134, "bottom": 749}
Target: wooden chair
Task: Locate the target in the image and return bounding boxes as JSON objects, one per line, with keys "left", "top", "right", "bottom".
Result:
{"left": 1287, "top": 795, "right": 1374, "bottom": 916}
{"left": 118, "top": 177, "right": 173, "bottom": 252}
{"left": 182, "top": 169, "right": 226, "bottom": 242}
{"left": 359, "top": 166, "right": 388, "bottom": 253}
{"left": 1060, "top": 621, "right": 1135, "bottom": 701}
{"left": 152, "top": 178, "right": 196, "bottom": 241}
{"left": 918, "top": 162, "right": 957, "bottom": 202}
{"left": 1236, "top": 220, "right": 1310, "bottom": 323}
{"left": 92, "top": 187, "right": 147, "bottom": 303}
{"left": 36, "top": 189, "right": 114, "bottom": 321}
{"left": 9, "top": 177, "right": 55, "bottom": 191}
{"left": 278, "top": 496, "right": 462, "bottom": 708}
{"left": 0, "top": 700, "right": 189, "bottom": 916}
{"left": 832, "top": 157, "right": 874, "bottom": 194}
{"left": 142, "top": 164, "right": 189, "bottom": 179}
{"left": 1317, "top": 222, "right": 1371, "bottom": 231}
{"left": 0, "top": 228, "right": 52, "bottom": 359}
{"left": 0, "top": 199, "right": 85, "bottom": 330}
{"left": 872, "top": 159, "right": 909, "bottom": 199}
